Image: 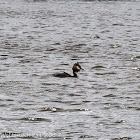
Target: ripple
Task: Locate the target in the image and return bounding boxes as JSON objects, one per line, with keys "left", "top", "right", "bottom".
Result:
{"left": 136, "top": 56, "right": 140, "bottom": 59}
{"left": 38, "top": 107, "right": 89, "bottom": 112}
{"left": 12, "top": 55, "right": 25, "bottom": 58}
{"left": 0, "top": 117, "right": 51, "bottom": 122}
{"left": 91, "top": 65, "right": 105, "bottom": 69}
{"left": 19, "top": 59, "right": 33, "bottom": 63}
{"left": 12, "top": 107, "right": 29, "bottom": 111}
{"left": 95, "top": 72, "right": 117, "bottom": 75}
{"left": 103, "top": 94, "right": 116, "bottom": 98}
{"left": 115, "top": 120, "right": 126, "bottom": 124}
{"left": 131, "top": 67, "right": 140, "bottom": 71}
{"left": 79, "top": 135, "right": 96, "bottom": 138}
{"left": 111, "top": 137, "right": 132, "bottom": 140}
{"left": 19, "top": 117, "right": 51, "bottom": 122}
{"left": 69, "top": 93, "right": 82, "bottom": 96}
{"left": 112, "top": 23, "right": 124, "bottom": 26}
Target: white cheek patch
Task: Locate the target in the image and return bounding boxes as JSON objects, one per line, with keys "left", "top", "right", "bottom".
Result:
{"left": 76, "top": 66, "right": 80, "bottom": 70}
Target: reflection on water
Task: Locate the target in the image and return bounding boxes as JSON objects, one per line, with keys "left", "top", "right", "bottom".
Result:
{"left": 0, "top": 0, "right": 140, "bottom": 139}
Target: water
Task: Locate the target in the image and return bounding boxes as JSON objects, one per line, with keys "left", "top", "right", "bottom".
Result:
{"left": 0, "top": 0, "right": 140, "bottom": 139}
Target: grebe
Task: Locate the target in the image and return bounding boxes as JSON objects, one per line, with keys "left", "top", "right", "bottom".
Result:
{"left": 53, "top": 62, "right": 83, "bottom": 78}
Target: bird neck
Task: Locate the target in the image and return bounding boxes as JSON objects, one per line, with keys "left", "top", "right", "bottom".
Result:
{"left": 73, "top": 71, "right": 78, "bottom": 77}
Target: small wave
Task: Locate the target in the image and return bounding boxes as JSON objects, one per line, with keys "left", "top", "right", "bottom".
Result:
{"left": 19, "top": 117, "right": 51, "bottom": 122}
{"left": 131, "top": 67, "right": 140, "bottom": 71}
{"left": 95, "top": 72, "right": 116, "bottom": 75}
{"left": 103, "top": 94, "right": 116, "bottom": 97}
{"left": 136, "top": 56, "right": 140, "bottom": 59}
{"left": 38, "top": 107, "right": 89, "bottom": 112}
{"left": 111, "top": 137, "right": 132, "bottom": 140}
{"left": 91, "top": 65, "right": 105, "bottom": 69}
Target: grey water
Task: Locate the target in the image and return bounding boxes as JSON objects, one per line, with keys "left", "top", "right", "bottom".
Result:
{"left": 0, "top": 0, "right": 140, "bottom": 139}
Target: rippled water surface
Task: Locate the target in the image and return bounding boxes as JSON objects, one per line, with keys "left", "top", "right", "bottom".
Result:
{"left": 0, "top": 0, "right": 140, "bottom": 139}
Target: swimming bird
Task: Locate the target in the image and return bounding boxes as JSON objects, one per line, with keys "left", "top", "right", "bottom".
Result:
{"left": 53, "top": 62, "right": 83, "bottom": 78}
